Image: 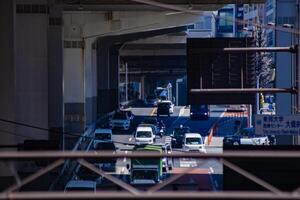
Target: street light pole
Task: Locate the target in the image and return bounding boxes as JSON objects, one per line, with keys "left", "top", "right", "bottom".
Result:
{"left": 282, "top": 24, "right": 295, "bottom": 113}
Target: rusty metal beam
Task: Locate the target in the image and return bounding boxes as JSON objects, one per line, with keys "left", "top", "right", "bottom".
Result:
{"left": 189, "top": 46, "right": 298, "bottom": 53}
{"left": 1, "top": 191, "right": 299, "bottom": 200}
{"left": 0, "top": 151, "right": 300, "bottom": 160}
{"left": 190, "top": 88, "right": 298, "bottom": 94}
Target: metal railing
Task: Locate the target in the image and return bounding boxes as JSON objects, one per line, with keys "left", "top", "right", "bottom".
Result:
{"left": 49, "top": 111, "right": 115, "bottom": 190}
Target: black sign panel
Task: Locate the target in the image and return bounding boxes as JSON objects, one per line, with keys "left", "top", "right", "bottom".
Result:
{"left": 187, "top": 38, "right": 256, "bottom": 105}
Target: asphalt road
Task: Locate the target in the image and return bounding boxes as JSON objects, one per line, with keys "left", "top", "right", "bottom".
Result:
{"left": 108, "top": 105, "right": 225, "bottom": 191}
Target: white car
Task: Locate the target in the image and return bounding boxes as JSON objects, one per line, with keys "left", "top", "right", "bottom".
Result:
{"left": 110, "top": 112, "right": 130, "bottom": 130}
{"left": 183, "top": 133, "right": 206, "bottom": 153}
{"left": 64, "top": 180, "right": 97, "bottom": 192}
{"left": 93, "top": 128, "right": 112, "bottom": 149}
{"left": 135, "top": 126, "right": 155, "bottom": 145}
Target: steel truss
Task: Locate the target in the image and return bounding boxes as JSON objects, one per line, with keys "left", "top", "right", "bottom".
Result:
{"left": 0, "top": 150, "right": 299, "bottom": 200}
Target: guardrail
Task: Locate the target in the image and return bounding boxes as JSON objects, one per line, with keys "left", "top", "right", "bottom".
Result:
{"left": 49, "top": 111, "right": 115, "bottom": 190}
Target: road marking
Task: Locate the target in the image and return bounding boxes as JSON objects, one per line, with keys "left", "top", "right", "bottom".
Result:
{"left": 150, "top": 107, "right": 157, "bottom": 116}
{"left": 168, "top": 106, "right": 186, "bottom": 129}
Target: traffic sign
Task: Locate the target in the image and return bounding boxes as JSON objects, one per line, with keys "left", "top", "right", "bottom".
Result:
{"left": 255, "top": 115, "right": 300, "bottom": 135}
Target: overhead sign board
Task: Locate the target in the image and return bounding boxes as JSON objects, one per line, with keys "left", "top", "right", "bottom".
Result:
{"left": 255, "top": 115, "right": 300, "bottom": 135}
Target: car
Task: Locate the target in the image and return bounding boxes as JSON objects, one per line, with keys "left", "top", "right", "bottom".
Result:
{"left": 109, "top": 111, "right": 130, "bottom": 130}
{"left": 190, "top": 104, "right": 210, "bottom": 120}
{"left": 64, "top": 180, "right": 97, "bottom": 192}
{"left": 223, "top": 128, "right": 270, "bottom": 146}
{"left": 145, "top": 95, "right": 158, "bottom": 106}
{"left": 135, "top": 126, "right": 156, "bottom": 145}
{"left": 183, "top": 133, "right": 206, "bottom": 153}
{"left": 93, "top": 142, "right": 117, "bottom": 171}
{"left": 142, "top": 117, "right": 160, "bottom": 133}
{"left": 171, "top": 125, "right": 191, "bottom": 148}
{"left": 93, "top": 128, "right": 112, "bottom": 149}
{"left": 74, "top": 165, "right": 102, "bottom": 183}
{"left": 138, "top": 123, "right": 160, "bottom": 137}
{"left": 120, "top": 109, "right": 134, "bottom": 121}
{"left": 157, "top": 101, "right": 174, "bottom": 117}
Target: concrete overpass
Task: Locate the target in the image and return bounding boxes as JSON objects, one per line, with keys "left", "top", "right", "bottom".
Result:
{"left": 0, "top": 0, "right": 266, "bottom": 153}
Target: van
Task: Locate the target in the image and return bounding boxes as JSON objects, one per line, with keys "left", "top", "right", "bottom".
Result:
{"left": 93, "top": 128, "right": 112, "bottom": 149}
{"left": 183, "top": 133, "right": 206, "bottom": 153}
{"left": 135, "top": 126, "right": 155, "bottom": 145}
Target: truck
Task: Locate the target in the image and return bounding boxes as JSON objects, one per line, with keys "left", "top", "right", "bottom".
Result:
{"left": 129, "top": 145, "right": 164, "bottom": 185}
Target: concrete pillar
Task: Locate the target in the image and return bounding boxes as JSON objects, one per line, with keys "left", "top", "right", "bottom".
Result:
{"left": 109, "top": 45, "right": 121, "bottom": 111}
{"left": 0, "top": 0, "right": 16, "bottom": 146}
{"left": 84, "top": 39, "right": 98, "bottom": 125}
{"left": 97, "top": 41, "right": 111, "bottom": 115}
{"left": 48, "top": 4, "right": 64, "bottom": 148}
{"left": 0, "top": 0, "right": 15, "bottom": 185}
{"left": 63, "top": 41, "right": 85, "bottom": 136}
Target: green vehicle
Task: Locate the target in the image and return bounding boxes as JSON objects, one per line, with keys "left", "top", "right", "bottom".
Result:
{"left": 130, "top": 145, "right": 163, "bottom": 185}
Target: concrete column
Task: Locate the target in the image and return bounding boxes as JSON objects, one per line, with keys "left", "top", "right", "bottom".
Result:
{"left": 109, "top": 45, "right": 121, "bottom": 111}
{"left": 48, "top": 4, "right": 64, "bottom": 148}
{"left": 0, "top": 0, "right": 15, "bottom": 184}
{"left": 0, "top": 0, "right": 16, "bottom": 146}
{"left": 84, "top": 39, "right": 97, "bottom": 125}
{"left": 63, "top": 43, "right": 85, "bottom": 136}
{"left": 97, "top": 41, "right": 111, "bottom": 115}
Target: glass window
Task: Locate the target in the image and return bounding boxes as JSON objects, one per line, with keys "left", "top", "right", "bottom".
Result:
{"left": 95, "top": 133, "right": 111, "bottom": 140}
{"left": 186, "top": 137, "right": 203, "bottom": 145}
{"left": 136, "top": 131, "right": 152, "bottom": 138}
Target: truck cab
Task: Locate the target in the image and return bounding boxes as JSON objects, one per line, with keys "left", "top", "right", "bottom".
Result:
{"left": 130, "top": 145, "right": 163, "bottom": 186}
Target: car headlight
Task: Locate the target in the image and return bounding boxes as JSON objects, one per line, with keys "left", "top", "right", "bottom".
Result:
{"left": 190, "top": 112, "right": 193, "bottom": 115}
{"left": 204, "top": 112, "right": 207, "bottom": 115}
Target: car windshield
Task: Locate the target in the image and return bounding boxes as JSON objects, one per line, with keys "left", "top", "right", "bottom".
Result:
{"left": 132, "top": 170, "right": 157, "bottom": 180}
{"left": 173, "top": 128, "right": 190, "bottom": 136}
{"left": 186, "top": 137, "right": 202, "bottom": 145}
{"left": 191, "top": 105, "right": 207, "bottom": 110}
{"left": 95, "top": 143, "right": 116, "bottom": 150}
{"left": 113, "top": 113, "right": 127, "bottom": 119}
{"left": 143, "top": 118, "right": 157, "bottom": 124}
{"left": 95, "top": 133, "right": 111, "bottom": 140}
{"left": 136, "top": 131, "right": 152, "bottom": 138}
{"left": 158, "top": 103, "right": 170, "bottom": 108}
